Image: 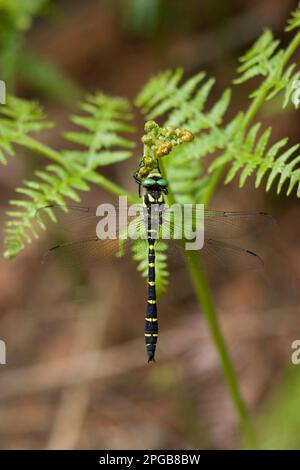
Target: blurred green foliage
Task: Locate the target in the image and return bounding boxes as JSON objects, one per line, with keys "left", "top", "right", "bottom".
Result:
{"left": 0, "top": 0, "right": 80, "bottom": 102}
{"left": 122, "top": 0, "right": 161, "bottom": 34}
{"left": 0, "top": 0, "right": 49, "bottom": 85}
{"left": 256, "top": 367, "right": 300, "bottom": 449}
{"left": 0, "top": 0, "right": 47, "bottom": 30}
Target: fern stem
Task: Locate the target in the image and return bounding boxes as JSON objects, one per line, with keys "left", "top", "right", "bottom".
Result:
{"left": 201, "top": 166, "right": 225, "bottom": 205}
{"left": 282, "top": 30, "right": 300, "bottom": 67}
{"left": 22, "top": 136, "right": 65, "bottom": 164}
{"left": 242, "top": 75, "right": 275, "bottom": 131}
{"left": 184, "top": 251, "right": 256, "bottom": 449}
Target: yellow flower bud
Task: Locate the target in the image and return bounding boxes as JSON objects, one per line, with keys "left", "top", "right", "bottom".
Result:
{"left": 181, "top": 130, "right": 194, "bottom": 142}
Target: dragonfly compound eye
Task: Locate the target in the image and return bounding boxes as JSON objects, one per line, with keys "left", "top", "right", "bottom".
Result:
{"left": 157, "top": 178, "right": 168, "bottom": 187}
{"left": 142, "top": 177, "right": 156, "bottom": 187}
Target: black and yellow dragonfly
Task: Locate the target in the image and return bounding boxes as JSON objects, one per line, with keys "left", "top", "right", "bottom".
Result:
{"left": 37, "top": 171, "right": 272, "bottom": 362}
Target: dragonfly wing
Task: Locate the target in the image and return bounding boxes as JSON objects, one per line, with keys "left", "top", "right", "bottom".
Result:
{"left": 203, "top": 209, "right": 274, "bottom": 240}
{"left": 202, "top": 238, "right": 264, "bottom": 271}
{"left": 158, "top": 237, "right": 264, "bottom": 273}
{"left": 37, "top": 204, "right": 269, "bottom": 271}
{"left": 36, "top": 204, "right": 144, "bottom": 237}
{"left": 42, "top": 237, "right": 133, "bottom": 267}
{"left": 37, "top": 204, "right": 148, "bottom": 267}
{"left": 157, "top": 207, "right": 265, "bottom": 272}
{"left": 161, "top": 206, "right": 274, "bottom": 240}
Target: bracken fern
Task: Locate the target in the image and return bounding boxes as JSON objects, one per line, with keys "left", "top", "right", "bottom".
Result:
{"left": 2, "top": 5, "right": 300, "bottom": 290}
{"left": 135, "top": 5, "right": 300, "bottom": 203}
{"left": 3, "top": 93, "right": 135, "bottom": 258}
{"left": 3, "top": 4, "right": 300, "bottom": 449}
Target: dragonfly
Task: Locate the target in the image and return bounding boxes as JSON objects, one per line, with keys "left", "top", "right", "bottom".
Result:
{"left": 37, "top": 170, "right": 272, "bottom": 363}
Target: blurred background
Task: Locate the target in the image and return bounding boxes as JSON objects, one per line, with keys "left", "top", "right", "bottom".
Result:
{"left": 1, "top": 0, "right": 300, "bottom": 450}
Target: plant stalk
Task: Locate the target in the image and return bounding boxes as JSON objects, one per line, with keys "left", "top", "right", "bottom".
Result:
{"left": 185, "top": 251, "right": 256, "bottom": 449}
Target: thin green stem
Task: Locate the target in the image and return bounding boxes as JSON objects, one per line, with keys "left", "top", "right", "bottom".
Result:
{"left": 22, "top": 135, "right": 65, "bottom": 164}
{"left": 282, "top": 30, "right": 300, "bottom": 65}
{"left": 201, "top": 166, "right": 225, "bottom": 205}
{"left": 185, "top": 251, "right": 256, "bottom": 448}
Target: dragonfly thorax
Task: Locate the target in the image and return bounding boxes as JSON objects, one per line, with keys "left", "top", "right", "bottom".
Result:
{"left": 144, "top": 188, "right": 165, "bottom": 207}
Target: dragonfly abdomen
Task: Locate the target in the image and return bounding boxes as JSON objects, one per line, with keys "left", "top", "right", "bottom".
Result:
{"left": 145, "top": 238, "right": 158, "bottom": 362}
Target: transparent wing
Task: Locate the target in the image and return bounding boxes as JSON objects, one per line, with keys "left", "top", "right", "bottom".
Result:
{"left": 159, "top": 206, "right": 270, "bottom": 272}
{"left": 36, "top": 204, "right": 271, "bottom": 272}
{"left": 155, "top": 237, "right": 264, "bottom": 273}
{"left": 37, "top": 204, "right": 273, "bottom": 241}
{"left": 36, "top": 204, "right": 148, "bottom": 267}
{"left": 41, "top": 237, "right": 123, "bottom": 266}
{"left": 203, "top": 209, "right": 274, "bottom": 240}
{"left": 202, "top": 238, "right": 264, "bottom": 271}
{"left": 36, "top": 204, "right": 146, "bottom": 236}
{"left": 161, "top": 206, "right": 274, "bottom": 240}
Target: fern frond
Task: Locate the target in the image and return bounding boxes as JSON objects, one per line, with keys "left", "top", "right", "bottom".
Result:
{"left": 64, "top": 93, "right": 135, "bottom": 167}
{"left": 234, "top": 30, "right": 280, "bottom": 84}
{"left": 136, "top": 69, "right": 184, "bottom": 116}
{"left": 136, "top": 70, "right": 232, "bottom": 202}
{"left": 136, "top": 69, "right": 231, "bottom": 133}
{"left": 4, "top": 5, "right": 300, "bottom": 264}
{"left": 4, "top": 163, "right": 91, "bottom": 258}
{"left": 282, "top": 68, "right": 300, "bottom": 108}
{"left": 0, "top": 95, "right": 53, "bottom": 164}
{"left": 210, "top": 122, "right": 300, "bottom": 196}
{"left": 286, "top": 4, "right": 300, "bottom": 31}
{"left": 234, "top": 7, "right": 300, "bottom": 104}
{"left": 165, "top": 153, "right": 203, "bottom": 204}
{"left": 4, "top": 92, "right": 135, "bottom": 259}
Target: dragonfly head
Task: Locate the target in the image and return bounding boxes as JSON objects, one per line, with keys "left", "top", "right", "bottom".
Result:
{"left": 140, "top": 173, "right": 168, "bottom": 196}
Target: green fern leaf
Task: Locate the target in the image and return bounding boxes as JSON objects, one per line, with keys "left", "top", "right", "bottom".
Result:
{"left": 286, "top": 5, "right": 300, "bottom": 31}
{"left": 0, "top": 95, "right": 53, "bottom": 165}
{"left": 234, "top": 30, "right": 280, "bottom": 84}
{"left": 3, "top": 92, "right": 135, "bottom": 259}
